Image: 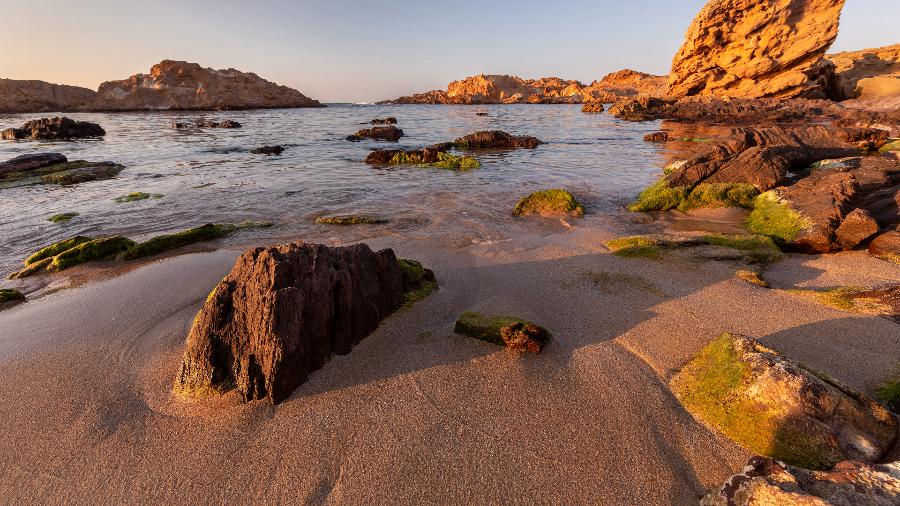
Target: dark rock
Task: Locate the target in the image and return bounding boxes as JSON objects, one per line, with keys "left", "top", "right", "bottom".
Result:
{"left": 454, "top": 312, "right": 551, "bottom": 353}
{"left": 369, "top": 117, "right": 397, "bottom": 125}
{"left": 1, "top": 117, "right": 105, "bottom": 141}
{"left": 173, "top": 242, "right": 436, "bottom": 403}
{"left": 350, "top": 125, "right": 404, "bottom": 142}
{"left": 365, "top": 149, "right": 403, "bottom": 164}
{"left": 500, "top": 323, "right": 549, "bottom": 354}
{"left": 454, "top": 130, "right": 542, "bottom": 149}
{"left": 607, "top": 96, "right": 677, "bottom": 121}
{"left": 0, "top": 153, "right": 67, "bottom": 178}
{"left": 643, "top": 131, "right": 669, "bottom": 143}
{"left": 835, "top": 208, "right": 880, "bottom": 250}
{"left": 476, "top": 112, "right": 488, "bottom": 116}
{"left": 39, "top": 161, "right": 125, "bottom": 185}
{"left": 702, "top": 456, "right": 900, "bottom": 506}
{"left": 250, "top": 145, "right": 284, "bottom": 155}
{"left": 195, "top": 119, "right": 242, "bottom": 129}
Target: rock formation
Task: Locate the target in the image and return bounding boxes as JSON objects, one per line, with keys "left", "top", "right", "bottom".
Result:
{"left": 1, "top": 117, "right": 105, "bottom": 141}
{"left": 94, "top": 60, "right": 323, "bottom": 110}
{"left": 828, "top": 43, "right": 900, "bottom": 104}
{"left": 702, "top": 456, "right": 900, "bottom": 506}
{"left": 174, "top": 242, "right": 436, "bottom": 403}
{"left": 454, "top": 130, "right": 541, "bottom": 149}
{"left": 582, "top": 69, "right": 668, "bottom": 102}
{"left": 0, "top": 153, "right": 125, "bottom": 188}
{"left": 347, "top": 125, "right": 404, "bottom": 142}
{"left": 0, "top": 79, "right": 98, "bottom": 114}
{"left": 669, "top": 0, "right": 846, "bottom": 99}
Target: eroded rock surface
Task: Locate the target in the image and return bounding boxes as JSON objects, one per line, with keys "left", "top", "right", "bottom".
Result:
{"left": 828, "top": 43, "right": 900, "bottom": 102}
{"left": 669, "top": 0, "right": 845, "bottom": 99}
{"left": 174, "top": 243, "right": 435, "bottom": 403}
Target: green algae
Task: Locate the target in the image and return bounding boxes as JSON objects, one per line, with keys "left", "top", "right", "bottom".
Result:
{"left": 879, "top": 139, "right": 900, "bottom": 152}
{"left": 48, "top": 237, "right": 136, "bottom": 272}
{"left": 628, "top": 179, "right": 759, "bottom": 212}
{"left": 114, "top": 192, "right": 163, "bottom": 203}
{"left": 745, "top": 191, "right": 810, "bottom": 242}
{"left": 605, "top": 236, "right": 662, "bottom": 259}
{"left": 315, "top": 215, "right": 389, "bottom": 225}
{"left": 606, "top": 233, "right": 783, "bottom": 263}
{"left": 25, "top": 236, "right": 94, "bottom": 265}
{"left": 876, "top": 369, "right": 900, "bottom": 413}
{"left": 40, "top": 163, "right": 124, "bottom": 185}
{"left": 389, "top": 151, "right": 480, "bottom": 169}
{"left": 119, "top": 224, "right": 233, "bottom": 261}
{"left": 735, "top": 269, "right": 770, "bottom": 288}
{"left": 398, "top": 258, "right": 438, "bottom": 305}
{"left": 700, "top": 234, "right": 783, "bottom": 264}
{"left": 454, "top": 311, "right": 548, "bottom": 346}
{"left": 671, "top": 334, "right": 841, "bottom": 470}
{"left": 0, "top": 288, "right": 25, "bottom": 304}
{"left": 513, "top": 189, "right": 585, "bottom": 217}
{"left": 784, "top": 287, "right": 893, "bottom": 317}
{"left": 48, "top": 212, "right": 79, "bottom": 223}
{"left": 9, "top": 257, "right": 52, "bottom": 279}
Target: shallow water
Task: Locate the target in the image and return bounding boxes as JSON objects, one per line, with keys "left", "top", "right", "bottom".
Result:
{"left": 0, "top": 104, "right": 666, "bottom": 275}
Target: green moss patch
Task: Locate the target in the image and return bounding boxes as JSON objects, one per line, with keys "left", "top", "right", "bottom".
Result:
{"left": 735, "top": 269, "right": 770, "bottom": 288}
{"left": 48, "top": 237, "right": 136, "bottom": 272}
{"left": 513, "top": 189, "right": 585, "bottom": 217}
{"left": 878, "top": 139, "right": 900, "bottom": 152}
{"left": 700, "top": 234, "right": 783, "bottom": 264}
{"left": 876, "top": 369, "right": 900, "bottom": 413}
{"left": 114, "top": 192, "right": 163, "bottom": 203}
{"left": 671, "top": 334, "right": 840, "bottom": 470}
{"left": 570, "top": 270, "right": 663, "bottom": 295}
{"left": 25, "top": 236, "right": 94, "bottom": 265}
{"left": 784, "top": 287, "right": 894, "bottom": 317}
{"left": 398, "top": 258, "right": 438, "bottom": 305}
{"left": 606, "top": 233, "right": 783, "bottom": 263}
{"left": 389, "top": 151, "right": 480, "bottom": 169}
{"left": 454, "top": 311, "right": 548, "bottom": 346}
{"left": 315, "top": 215, "right": 389, "bottom": 225}
{"left": 48, "top": 212, "right": 79, "bottom": 223}
{"left": 119, "top": 224, "right": 233, "bottom": 261}
{"left": 0, "top": 288, "right": 25, "bottom": 304}
{"left": 628, "top": 179, "right": 758, "bottom": 212}
{"left": 745, "top": 191, "right": 810, "bottom": 242}
{"left": 605, "top": 236, "right": 663, "bottom": 259}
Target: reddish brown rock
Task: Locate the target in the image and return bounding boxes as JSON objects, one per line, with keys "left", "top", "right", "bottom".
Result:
{"left": 581, "top": 102, "right": 604, "bottom": 113}
{"left": 1, "top": 117, "right": 105, "bottom": 141}
{"left": 772, "top": 169, "right": 859, "bottom": 253}
{"left": 835, "top": 208, "right": 879, "bottom": 250}
{"left": 669, "top": 0, "right": 845, "bottom": 99}
{"left": 454, "top": 130, "right": 542, "bottom": 149}
{"left": 0, "top": 79, "right": 98, "bottom": 114}
{"left": 643, "top": 132, "right": 669, "bottom": 143}
{"left": 174, "top": 242, "right": 435, "bottom": 403}
{"left": 702, "top": 456, "right": 900, "bottom": 506}
{"left": 869, "top": 227, "right": 900, "bottom": 261}
{"left": 95, "top": 60, "right": 322, "bottom": 111}
{"left": 582, "top": 69, "right": 669, "bottom": 101}
{"left": 499, "top": 323, "right": 549, "bottom": 354}
{"left": 348, "top": 125, "right": 404, "bottom": 142}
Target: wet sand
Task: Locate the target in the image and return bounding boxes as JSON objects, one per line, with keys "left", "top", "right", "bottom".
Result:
{"left": 0, "top": 227, "right": 898, "bottom": 504}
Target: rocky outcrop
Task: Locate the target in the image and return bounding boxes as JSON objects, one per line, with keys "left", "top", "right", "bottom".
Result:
{"left": 0, "top": 153, "right": 67, "bottom": 178}
{"left": 672, "top": 333, "right": 897, "bottom": 470}
{"left": 581, "top": 102, "right": 604, "bottom": 113}
{"left": 454, "top": 312, "right": 551, "bottom": 354}
{"left": 702, "top": 456, "right": 900, "bottom": 506}
{"left": 249, "top": 145, "right": 284, "bottom": 155}
{"left": 347, "top": 125, "right": 404, "bottom": 142}
{"left": 1, "top": 117, "right": 105, "bottom": 141}
{"left": 0, "top": 79, "right": 98, "bottom": 114}
{"left": 828, "top": 44, "right": 900, "bottom": 101}
{"left": 669, "top": 0, "right": 845, "bottom": 99}
{"left": 0, "top": 153, "right": 124, "bottom": 187}
{"left": 174, "top": 243, "right": 436, "bottom": 403}
{"left": 869, "top": 227, "right": 900, "bottom": 262}
{"left": 834, "top": 208, "right": 880, "bottom": 250}
{"left": 94, "top": 60, "right": 323, "bottom": 111}
{"left": 383, "top": 71, "right": 666, "bottom": 105}
{"left": 454, "top": 130, "right": 541, "bottom": 149}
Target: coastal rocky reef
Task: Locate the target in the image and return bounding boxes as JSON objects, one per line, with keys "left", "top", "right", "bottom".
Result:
{"left": 174, "top": 243, "right": 436, "bottom": 403}
{"left": 668, "top": 0, "right": 845, "bottom": 99}
{"left": 828, "top": 43, "right": 900, "bottom": 106}
{"left": 702, "top": 456, "right": 900, "bottom": 505}
{"left": 0, "top": 152, "right": 123, "bottom": 188}
{"left": 0, "top": 60, "right": 322, "bottom": 113}
{"left": 2, "top": 117, "right": 105, "bottom": 141}
{"left": 383, "top": 70, "right": 666, "bottom": 105}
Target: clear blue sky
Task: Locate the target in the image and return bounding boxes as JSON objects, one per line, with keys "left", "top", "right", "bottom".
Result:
{"left": 2, "top": 0, "right": 897, "bottom": 102}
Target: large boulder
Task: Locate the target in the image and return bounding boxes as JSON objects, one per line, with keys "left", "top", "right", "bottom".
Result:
{"left": 347, "top": 125, "right": 404, "bottom": 142}
{"left": 702, "top": 456, "right": 900, "bottom": 506}
{"left": 671, "top": 333, "right": 897, "bottom": 470}
{"left": 174, "top": 243, "right": 436, "bottom": 403}
{"left": 869, "top": 226, "right": 900, "bottom": 262}
{"left": 95, "top": 60, "right": 323, "bottom": 111}
{"left": 0, "top": 79, "right": 98, "bottom": 114}
{"left": 1, "top": 117, "right": 105, "bottom": 140}
{"left": 669, "top": 0, "right": 845, "bottom": 99}
{"left": 454, "top": 130, "right": 542, "bottom": 149}
{"left": 0, "top": 153, "right": 66, "bottom": 178}
{"left": 0, "top": 153, "right": 124, "bottom": 187}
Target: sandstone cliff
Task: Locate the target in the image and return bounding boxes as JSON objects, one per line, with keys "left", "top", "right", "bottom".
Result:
{"left": 0, "top": 79, "right": 97, "bottom": 114}
{"left": 94, "top": 60, "right": 323, "bottom": 110}
{"left": 669, "top": 0, "right": 845, "bottom": 99}
{"left": 828, "top": 43, "right": 900, "bottom": 103}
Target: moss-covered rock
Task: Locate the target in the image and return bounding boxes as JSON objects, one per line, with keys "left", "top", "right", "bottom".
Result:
{"left": 700, "top": 234, "right": 783, "bottom": 264}
{"left": 48, "top": 236, "right": 136, "bottom": 271}
{"left": 119, "top": 224, "right": 233, "bottom": 261}
{"left": 878, "top": 139, "right": 900, "bottom": 152}
{"left": 39, "top": 161, "right": 124, "bottom": 185}
{"left": 876, "top": 369, "right": 900, "bottom": 413}
{"left": 398, "top": 258, "right": 438, "bottom": 305}
{"left": 671, "top": 333, "right": 897, "bottom": 470}
{"left": 628, "top": 179, "right": 759, "bottom": 212}
{"left": 0, "top": 288, "right": 25, "bottom": 304}
{"left": 48, "top": 212, "right": 79, "bottom": 223}
{"left": 454, "top": 311, "right": 550, "bottom": 353}
{"left": 745, "top": 191, "right": 811, "bottom": 242}
{"left": 315, "top": 215, "right": 389, "bottom": 225}
{"left": 606, "top": 236, "right": 663, "bottom": 259}
{"left": 784, "top": 286, "right": 898, "bottom": 320}
{"left": 114, "top": 192, "right": 163, "bottom": 203}
{"left": 390, "top": 150, "right": 480, "bottom": 169}
{"left": 24, "top": 236, "right": 94, "bottom": 265}
{"left": 513, "top": 189, "right": 585, "bottom": 217}
{"left": 735, "top": 269, "right": 770, "bottom": 288}
{"left": 606, "top": 234, "right": 783, "bottom": 264}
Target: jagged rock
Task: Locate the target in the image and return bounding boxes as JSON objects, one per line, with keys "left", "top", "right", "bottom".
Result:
{"left": 499, "top": 323, "right": 549, "bottom": 354}
{"left": 669, "top": 0, "right": 845, "bottom": 99}
{"left": 702, "top": 456, "right": 900, "bottom": 506}
{"left": 0, "top": 153, "right": 67, "bottom": 178}
{"left": 0, "top": 79, "right": 97, "bottom": 114}
{"left": 582, "top": 69, "right": 669, "bottom": 101}
{"left": 644, "top": 132, "right": 669, "bottom": 143}
{"left": 581, "top": 102, "right": 604, "bottom": 113}
{"left": 454, "top": 130, "right": 541, "bottom": 149}
{"left": 1, "top": 117, "right": 105, "bottom": 140}
{"left": 95, "top": 60, "right": 322, "bottom": 110}
{"left": 672, "top": 333, "right": 897, "bottom": 470}
{"left": 173, "top": 242, "right": 435, "bottom": 403}
{"left": 249, "top": 145, "right": 284, "bottom": 156}
{"left": 347, "top": 125, "right": 404, "bottom": 142}
{"left": 828, "top": 43, "right": 900, "bottom": 102}
{"left": 835, "top": 208, "right": 879, "bottom": 250}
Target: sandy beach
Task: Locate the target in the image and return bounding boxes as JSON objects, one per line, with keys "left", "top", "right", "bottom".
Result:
{"left": 1, "top": 225, "right": 897, "bottom": 504}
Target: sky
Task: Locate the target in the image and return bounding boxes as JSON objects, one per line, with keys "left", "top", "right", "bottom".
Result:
{"left": 1, "top": 0, "right": 897, "bottom": 103}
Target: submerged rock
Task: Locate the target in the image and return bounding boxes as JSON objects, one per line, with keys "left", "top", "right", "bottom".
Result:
{"left": 48, "top": 212, "right": 79, "bottom": 223}
{"left": 513, "top": 189, "right": 585, "bottom": 218}
{"left": 315, "top": 215, "right": 389, "bottom": 225}
{"left": 0, "top": 154, "right": 124, "bottom": 187}
{"left": 365, "top": 145, "right": 479, "bottom": 169}
{"left": 0, "top": 153, "right": 67, "bottom": 178}
{"left": 347, "top": 125, "right": 404, "bottom": 142}
{"left": 0, "top": 288, "right": 25, "bottom": 305}
{"left": 113, "top": 192, "right": 163, "bottom": 203}
{"left": 174, "top": 242, "right": 437, "bottom": 403}
{"left": 195, "top": 119, "right": 241, "bottom": 128}
{"left": 1, "top": 117, "right": 105, "bottom": 141}
{"left": 454, "top": 130, "right": 542, "bottom": 149}
{"left": 671, "top": 333, "right": 897, "bottom": 470}
{"left": 40, "top": 161, "right": 124, "bottom": 185}
{"left": 369, "top": 117, "right": 397, "bottom": 125}
{"left": 702, "top": 456, "right": 900, "bottom": 506}
{"left": 581, "top": 102, "right": 604, "bottom": 113}
{"left": 454, "top": 311, "right": 550, "bottom": 353}
{"left": 250, "top": 145, "right": 284, "bottom": 155}
{"left": 643, "top": 131, "right": 669, "bottom": 143}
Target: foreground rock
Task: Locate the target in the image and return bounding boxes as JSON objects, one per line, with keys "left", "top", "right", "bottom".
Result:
{"left": 0, "top": 79, "right": 97, "bottom": 114}
{"left": 347, "top": 125, "right": 404, "bottom": 142}
{"left": 513, "top": 189, "right": 585, "bottom": 218}
{"left": 702, "top": 456, "right": 900, "bottom": 506}
{"left": 454, "top": 312, "right": 550, "bottom": 354}
{"left": 0, "top": 153, "right": 124, "bottom": 188}
{"left": 2, "top": 117, "right": 105, "bottom": 140}
{"left": 454, "top": 130, "right": 541, "bottom": 149}
{"left": 671, "top": 333, "right": 897, "bottom": 469}
{"left": 174, "top": 243, "right": 436, "bottom": 403}
{"left": 365, "top": 145, "right": 479, "bottom": 169}
{"left": 869, "top": 227, "right": 900, "bottom": 262}
{"left": 95, "top": 60, "right": 323, "bottom": 110}
{"left": 669, "top": 0, "right": 844, "bottom": 99}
